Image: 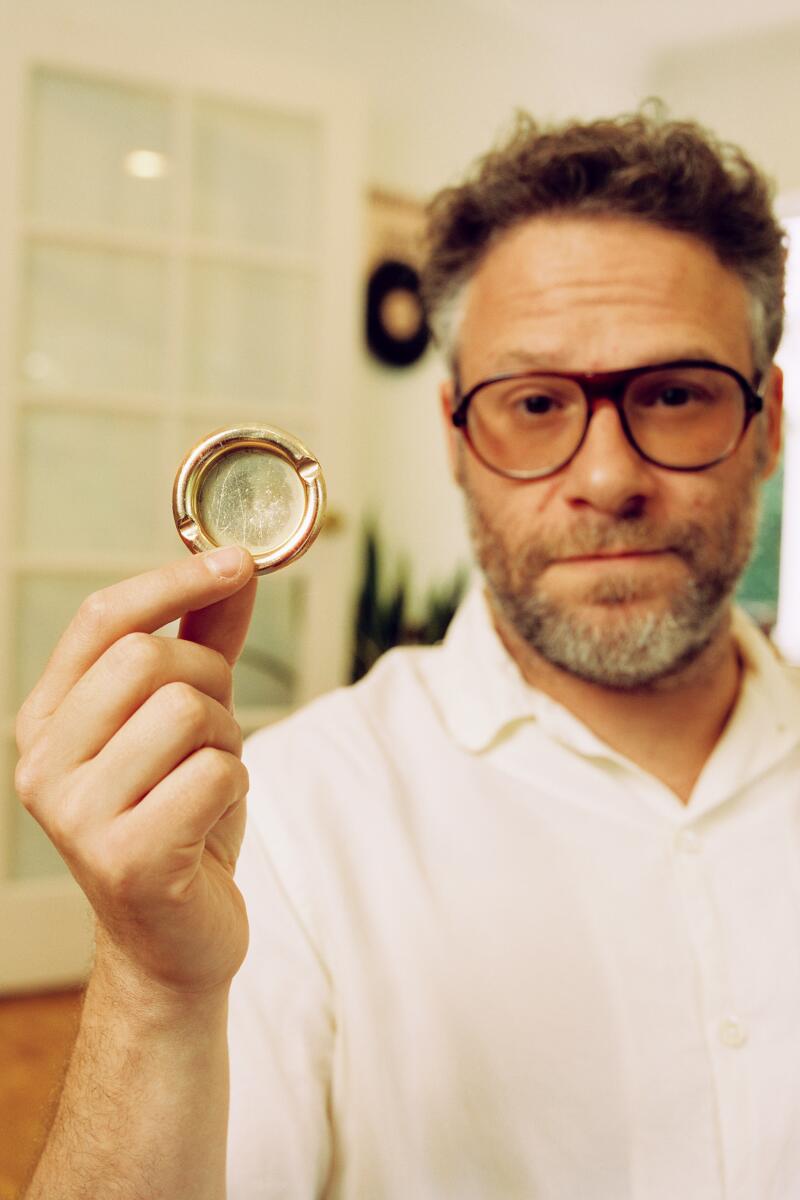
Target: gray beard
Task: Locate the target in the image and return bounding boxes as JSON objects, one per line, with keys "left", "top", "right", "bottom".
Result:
{"left": 464, "top": 493, "right": 761, "bottom": 691}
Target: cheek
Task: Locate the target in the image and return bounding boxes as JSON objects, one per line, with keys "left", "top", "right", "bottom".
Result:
{"left": 673, "top": 465, "right": 751, "bottom": 521}
{"left": 669, "top": 482, "right": 716, "bottom": 520}
{"left": 460, "top": 454, "right": 558, "bottom": 524}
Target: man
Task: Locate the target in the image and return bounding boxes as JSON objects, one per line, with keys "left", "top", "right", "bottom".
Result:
{"left": 16, "top": 109, "right": 798, "bottom": 1199}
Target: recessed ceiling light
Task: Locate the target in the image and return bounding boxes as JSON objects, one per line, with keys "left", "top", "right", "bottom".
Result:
{"left": 123, "top": 149, "right": 168, "bottom": 180}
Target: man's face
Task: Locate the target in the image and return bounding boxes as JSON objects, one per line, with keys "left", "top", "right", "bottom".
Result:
{"left": 442, "top": 215, "right": 783, "bottom": 689}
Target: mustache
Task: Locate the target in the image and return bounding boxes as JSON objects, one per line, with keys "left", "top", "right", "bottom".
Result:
{"left": 536, "top": 518, "right": 702, "bottom": 563}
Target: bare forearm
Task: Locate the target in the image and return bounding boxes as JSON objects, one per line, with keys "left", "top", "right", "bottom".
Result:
{"left": 25, "top": 951, "right": 231, "bottom": 1200}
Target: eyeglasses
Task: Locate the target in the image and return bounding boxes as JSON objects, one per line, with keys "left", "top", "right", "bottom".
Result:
{"left": 451, "top": 359, "right": 764, "bottom": 479}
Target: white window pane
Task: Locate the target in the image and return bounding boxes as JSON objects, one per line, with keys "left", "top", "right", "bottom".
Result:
{"left": 27, "top": 68, "right": 172, "bottom": 232}
{"left": 185, "top": 261, "right": 314, "bottom": 405}
{"left": 18, "top": 409, "right": 166, "bottom": 555}
{"left": 234, "top": 573, "right": 305, "bottom": 709}
{"left": 19, "top": 244, "right": 168, "bottom": 396}
{"left": 192, "top": 99, "right": 321, "bottom": 252}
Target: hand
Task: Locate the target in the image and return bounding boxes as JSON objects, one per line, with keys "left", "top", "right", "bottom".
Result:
{"left": 15, "top": 546, "right": 258, "bottom": 999}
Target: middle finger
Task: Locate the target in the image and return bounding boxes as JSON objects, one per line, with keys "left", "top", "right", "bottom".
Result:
{"left": 87, "top": 684, "right": 243, "bottom": 813}
{"left": 37, "top": 634, "right": 233, "bottom": 773}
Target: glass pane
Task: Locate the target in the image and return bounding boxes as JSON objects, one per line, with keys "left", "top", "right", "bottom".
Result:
{"left": 234, "top": 572, "right": 305, "bottom": 710}
{"left": 14, "top": 572, "right": 121, "bottom": 707}
{"left": 185, "top": 261, "right": 313, "bottom": 405}
{"left": 8, "top": 741, "right": 70, "bottom": 881}
{"left": 18, "top": 410, "right": 165, "bottom": 556}
{"left": 192, "top": 98, "right": 321, "bottom": 252}
{"left": 19, "top": 243, "right": 168, "bottom": 395}
{"left": 27, "top": 68, "right": 172, "bottom": 232}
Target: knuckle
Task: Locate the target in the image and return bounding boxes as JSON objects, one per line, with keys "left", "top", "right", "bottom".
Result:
{"left": 15, "top": 759, "right": 81, "bottom": 851}
{"left": 226, "top": 716, "right": 244, "bottom": 758}
{"left": 110, "top": 631, "right": 163, "bottom": 680}
{"left": 14, "top": 754, "right": 40, "bottom": 810}
{"left": 161, "top": 681, "right": 208, "bottom": 731}
{"left": 237, "top": 759, "right": 250, "bottom": 796}
{"left": 77, "top": 588, "right": 112, "bottom": 638}
{"left": 195, "top": 746, "right": 241, "bottom": 791}
{"left": 13, "top": 734, "right": 56, "bottom": 813}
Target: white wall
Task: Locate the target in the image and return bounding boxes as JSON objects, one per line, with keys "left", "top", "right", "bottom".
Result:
{"left": 650, "top": 23, "right": 800, "bottom": 196}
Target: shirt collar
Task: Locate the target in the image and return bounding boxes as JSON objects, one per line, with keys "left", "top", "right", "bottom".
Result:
{"left": 426, "top": 581, "right": 574, "bottom": 753}
{"left": 427, "top": 582, "right": 800, "bottom": 764}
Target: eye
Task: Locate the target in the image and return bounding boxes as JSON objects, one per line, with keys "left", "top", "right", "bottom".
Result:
{"left": 520, "top": 392, "right": 560, "bottom": 415}
{"left": 504, "top": 382, "right": 578, "bottom": 415}
{"left": 634, "top": 379, "right": 712, "bottom": 409}
{"left": 655, "top": 386, "right": 694, "bottom": 407}
{"left": 476, "top": 376, "right": 582, "bottom": 425}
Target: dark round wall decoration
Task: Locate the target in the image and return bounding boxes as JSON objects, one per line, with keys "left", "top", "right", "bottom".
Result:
{"left": 366, "top": 258, "right": 430, "bottom": 368}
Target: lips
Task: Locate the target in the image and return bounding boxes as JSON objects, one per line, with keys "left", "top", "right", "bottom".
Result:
{"left": 559, "top": 548, "right": 668, "bottom": 562}
{"left": 566, "top": 549, "right": 666, "bottom": 559}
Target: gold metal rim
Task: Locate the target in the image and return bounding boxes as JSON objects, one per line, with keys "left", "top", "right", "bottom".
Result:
{"left": 172, "top": 424, "right": 327, "bottom": 575}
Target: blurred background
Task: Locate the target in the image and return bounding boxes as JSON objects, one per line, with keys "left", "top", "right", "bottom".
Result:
{"left": 1, "top": 0, "right": 800, "bottom": 997}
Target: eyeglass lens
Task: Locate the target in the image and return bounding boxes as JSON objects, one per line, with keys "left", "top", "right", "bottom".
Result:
{"left": 467, "top": 365, "right": 748, "bottom": 475}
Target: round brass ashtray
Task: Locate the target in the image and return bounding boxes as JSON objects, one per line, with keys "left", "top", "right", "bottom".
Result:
{"left": 173, "top": 425, "right": 326, "bottom": 575}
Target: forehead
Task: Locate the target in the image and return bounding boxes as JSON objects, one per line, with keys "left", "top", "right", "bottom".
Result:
{"left": 457, "top": 214, "right": 753, "bottom": 382}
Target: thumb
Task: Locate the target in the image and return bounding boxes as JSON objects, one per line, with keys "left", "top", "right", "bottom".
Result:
{"left": 179, "top": 549, "right": 258, "bottom": 665}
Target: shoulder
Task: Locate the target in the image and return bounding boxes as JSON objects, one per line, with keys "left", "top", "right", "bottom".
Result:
{"left": 732, "top": 605, "right": 800, "bottom": 714}
{"left": 243, "top": 641, "right": 446, "bottom": 788}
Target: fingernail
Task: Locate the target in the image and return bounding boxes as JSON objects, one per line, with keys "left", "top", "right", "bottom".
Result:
{"left": 205, "top": 545, "right": 247, "bottom": 579}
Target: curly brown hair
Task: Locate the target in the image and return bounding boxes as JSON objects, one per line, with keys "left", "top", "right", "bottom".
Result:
{"left": 421, "top": 106, "right": 787, "bottom": 376}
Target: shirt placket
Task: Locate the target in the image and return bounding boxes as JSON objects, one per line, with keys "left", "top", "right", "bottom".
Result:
{"left": 672, "top": 818, "right": 754, "bottom": 1200}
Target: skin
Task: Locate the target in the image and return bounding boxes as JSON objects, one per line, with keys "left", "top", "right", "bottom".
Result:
{"left": 15, "top": 544, "right": 257, "bottom": 1198}
{"left": 441, "top": 214, "right": 783, "bottom": 803}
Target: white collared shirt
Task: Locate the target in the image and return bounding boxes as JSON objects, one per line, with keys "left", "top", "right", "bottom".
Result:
{"left": 228, "top": 587, "right": 800, "bottom": 1199}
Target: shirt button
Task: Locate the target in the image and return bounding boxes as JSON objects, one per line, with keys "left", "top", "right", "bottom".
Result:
{"left": 675, "top": 829, "right": 702, "bottom": 854}
{"left": 719, "top": 1015, "right": 748, "bottom": 1048}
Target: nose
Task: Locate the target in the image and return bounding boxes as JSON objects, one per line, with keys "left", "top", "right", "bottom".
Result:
{"left": 563, "top": 399, "right": 658, "bottom": 516}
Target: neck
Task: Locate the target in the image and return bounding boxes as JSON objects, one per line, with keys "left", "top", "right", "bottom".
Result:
{"left": 489, "top": 594, "right": 743, "bottom": 804}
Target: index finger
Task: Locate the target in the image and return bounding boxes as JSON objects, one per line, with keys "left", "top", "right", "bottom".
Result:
{"left": 20, "top": 546, "right": 254, "bottom": 729}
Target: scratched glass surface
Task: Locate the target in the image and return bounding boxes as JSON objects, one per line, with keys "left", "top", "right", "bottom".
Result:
{"left": 196, "top": 448, "right": 306, "bottom": 555}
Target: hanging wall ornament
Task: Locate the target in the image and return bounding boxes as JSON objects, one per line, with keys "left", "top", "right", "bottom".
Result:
{"left": 364, "top": 190, "right": 430, "bottom": 368}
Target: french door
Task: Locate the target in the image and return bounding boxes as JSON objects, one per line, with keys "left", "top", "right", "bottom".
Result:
{"left": 0, "top": 26, "right": 363, "bottom": 992}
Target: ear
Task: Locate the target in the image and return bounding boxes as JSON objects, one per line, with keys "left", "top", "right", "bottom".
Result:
{"left": 439, "top": 378, "right": 461, "bottom": 482}
{"left": 760, "top": 363, "right": 783, "bottom": 480}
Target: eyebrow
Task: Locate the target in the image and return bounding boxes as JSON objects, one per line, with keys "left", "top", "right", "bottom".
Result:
{"left": 486, "top": 347, "right": 724, "bottom": 374}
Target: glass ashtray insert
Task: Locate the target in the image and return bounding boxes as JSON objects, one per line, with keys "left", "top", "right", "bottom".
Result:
{"left": 197, "top": 447, "right": 306, "bottom": 556}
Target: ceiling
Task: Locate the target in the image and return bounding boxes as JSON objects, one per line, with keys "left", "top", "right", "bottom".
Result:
{"left": 458, "top": 0, "right": 800, "bottom": 50}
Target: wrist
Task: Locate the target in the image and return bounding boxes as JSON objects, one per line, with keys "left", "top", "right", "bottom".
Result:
{"left": 90, "top": 926, "right": 231, "bottom": 1031}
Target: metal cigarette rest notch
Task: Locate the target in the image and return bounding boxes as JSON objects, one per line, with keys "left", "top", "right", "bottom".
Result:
{"left": 173, "top": 425, "right": 327, "bottom": 575}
